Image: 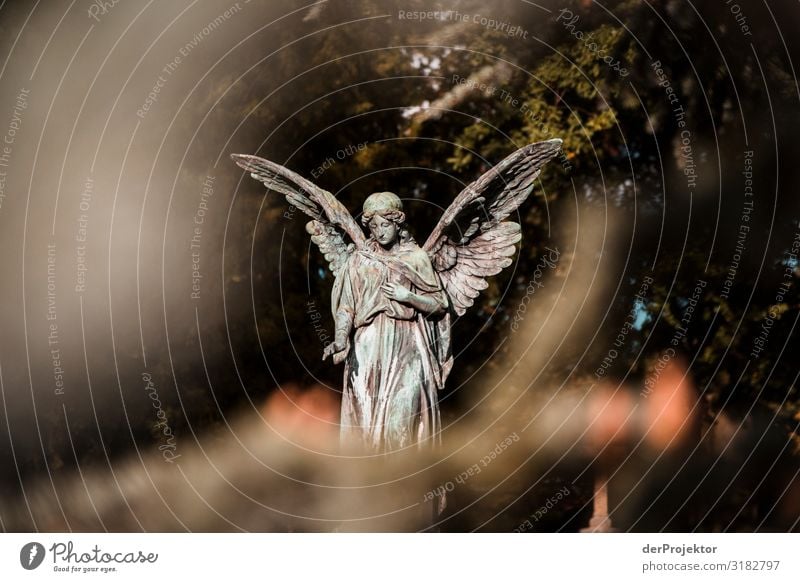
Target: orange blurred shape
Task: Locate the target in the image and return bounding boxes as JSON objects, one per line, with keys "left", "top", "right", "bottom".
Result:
{"left": 642, "top": 356, "right": 695, "bottom": 450}
{"left": 261, "top": 383, "right": 339, "bottom": 445}
{"left": 586, "top": 383, "right": 635, "bottom": 452}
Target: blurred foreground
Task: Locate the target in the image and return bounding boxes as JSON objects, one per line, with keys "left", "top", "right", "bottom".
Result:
{"left": 4, "top": 214, "right": 797, "bottom": 532}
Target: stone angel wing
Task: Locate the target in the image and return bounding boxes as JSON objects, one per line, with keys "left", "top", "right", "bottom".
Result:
{"left": 230, "top": 154, "right": 366, "bottom": 276}
{"left": 423, "top": 139, "right": 563, "bottom": 316}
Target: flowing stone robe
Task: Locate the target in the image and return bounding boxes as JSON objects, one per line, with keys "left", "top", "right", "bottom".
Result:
{"left": 332, "top": 239, "right": 452, "bottom": 452}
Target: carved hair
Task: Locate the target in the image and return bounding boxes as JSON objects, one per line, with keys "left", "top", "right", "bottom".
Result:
{"left": 361, "top": 191, "right": 412, "bottom": 243}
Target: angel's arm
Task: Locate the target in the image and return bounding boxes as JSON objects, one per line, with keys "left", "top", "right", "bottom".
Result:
{"left": 381, "top": 282, "right": 447, "bottom": 316}
{"left": 323, "top": 308, "right": 353, "bottom": 364}
{"left": 332, "top": 278, "right": 354, "bottom": 352}
{"left": 323, "top": 267, "right": 355, "bottom": 364}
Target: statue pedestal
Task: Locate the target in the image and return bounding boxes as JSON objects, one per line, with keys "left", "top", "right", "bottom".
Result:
{"left": 580, "top": 515, "right": 618, "bottom": 533}
{"left": 580, "top": 470, "right": 618, "bottom": 533}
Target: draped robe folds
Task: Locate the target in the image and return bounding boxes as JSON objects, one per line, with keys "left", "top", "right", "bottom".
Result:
{"left": 332, "top": 240, "right": 453, "bottom": 452}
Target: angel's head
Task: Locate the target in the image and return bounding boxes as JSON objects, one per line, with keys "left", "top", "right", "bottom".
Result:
{"left": 361, "top": 192, "right": 409, "bottom": 248}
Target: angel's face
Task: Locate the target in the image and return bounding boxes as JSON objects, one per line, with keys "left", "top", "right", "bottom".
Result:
{"left": 368, "top": 214, "right": 399, "bottom": 248}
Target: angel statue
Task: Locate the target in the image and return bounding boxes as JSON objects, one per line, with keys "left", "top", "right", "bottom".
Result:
{"left": 231, "top": 139, "right": 562, "bottom": 453}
